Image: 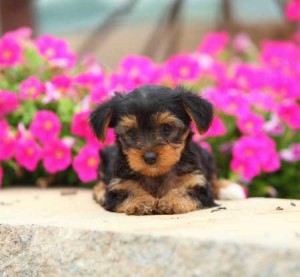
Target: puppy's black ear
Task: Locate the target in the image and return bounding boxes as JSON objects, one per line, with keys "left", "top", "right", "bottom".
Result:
{"left": 90, "top": 100, "right": 114, "bottom": 142}
{"left": 178, "top": 87, "right": 213, "bottom": 134}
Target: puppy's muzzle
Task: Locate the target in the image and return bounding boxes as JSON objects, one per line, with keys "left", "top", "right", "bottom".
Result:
{"left": 143, "top": 151, "right": 157, "bottom": 165}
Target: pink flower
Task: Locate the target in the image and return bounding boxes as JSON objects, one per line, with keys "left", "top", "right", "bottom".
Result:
{"left": 118, "top": 55, "right": 159, "bottom": 86}
{"left": 231, "top": 135, "right": 280, "bottom": 180}
{"left": 280, "top": 143, "right": 300, "bottom": 162}
{"left": 45, "top": 75, "right": 75, "bottom": 101}
{"left": 43, "top": 139, "right": 72, "bottom": 173}
{"left": 29, "top": 110, "right": 61, "bottom": 143}
{"left": 285, "top": 0, "right": 300, "bottom": 21}
{"left": 263, "top": 113, "right": 285, "bottom": 136}
{"left": 0, "top": 166, "right": 3, "bottom": 188}
{"left": 73, "top": 145, "right": 100, "bottom": 182}
{"left": 35, "top": 35, "right": 76, "bottom": 68}
{"left": 0, "top": 91, "right": 19, "bottom": 117}
{"left": 0, "top": 119, "right": 9, "bottom": 136}
{"left": 15, "top": 139, "right": 42, "bottom": 171}
{"left": 197, "top": 32, "right": 229, "bottom": 55}
{"left": 107, "top": 72, "right": 135, "bottom": 93}
{"left": 0, "top": 37, "right": 22, "bottom": 67}
{"left": 232, "top": 32, "right": 254, "bottom": 54}
{"left": 19, "top": 76, "right": 44, "bottom": 100}
{"left": 165, "top": 54, "right": 201, "bottom": 84}
{"left": 204, "top": 116, "right": 227, "bottom": 138}
{"left": 75, "top": 72, "right": 104, "bottom": 90}
{"left": 71, "top": 110, "right": 95, "bottom": 140}
{"left": 247, "top": 90, "right": 276, "bottom": 112}
{"left": 0, "top": 132, "right": 15, "bottom": 161}
{"left": 277, "top": 101, "right": 300, "bottom": 129}
{"left": 3, "top": 27, "right": 32, "bottom": 41}
{"left": 91, "top": 84, "right": 110, "bottom": 103}
{"left": 237, "top": 112, "right": 265, "bottom": 135}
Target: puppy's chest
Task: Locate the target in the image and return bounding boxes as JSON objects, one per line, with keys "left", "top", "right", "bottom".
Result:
{"left": 140, "top": 172, "right": 183, "bottom": 198}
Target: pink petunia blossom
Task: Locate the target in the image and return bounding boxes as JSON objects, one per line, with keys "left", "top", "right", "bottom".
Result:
{"left": 43, "top": 139, "right": 72, "bottom": 173}
{"left": 75, "top": 72, "right": 104, "bottom": 90}
{"left": 71, "top": 110, "right": 95, "bottom": 140}
{"left": 285, "top": 0, "right": 300, "bottom": 21}
{"left": 0, "top": 166, "right": 3, "bottom": 188}
{"left": 165, "top": 54, "right": 201, "bottom": 84}
{"left": 118, "top": 55, "right": 159, "bottom": 86}
{"left": 35, "top": 35, "right": 76, "bottom": 68}
{"left": 232, "top": 32, "right": 255, "bottom": 54}
{"left": 237, "top": 112, "right": 265, "bottom": 135}
{"left": 107, "top": 72, "right": 135, "bottom": 93}
{"left": 263, "top": 113, "right": 285, "bottom": 136}
{"left": 0, "top": 119, "right": 9, "bottom": 136}
{"left": 197, "top": 32, "right": 229, "bottom": 55}
{"left": 231, "top": 135, "right": 280, "bottom": 180}
{"left": 0, "top": 132, "right": 16, "bottom": 161}
{"left": 276, "top": 101, "right": 300, "bottom": 129}
{"left": 280, "top": 143, "right": 300, "bottom": 163}
{"left": 0, "top": 37, "right": 22, "bottom": 67}
{"left": 204, "top": 116, "right": 227, "bottom": 138}
{"left": 19, "top": 76, "right": 45, "bottom": 100}
{"left": 73, "top": 145, "right": 100, "bottom": 182}
{"left": 91, "top": 84, "right": 110, "bottom": 103}
{"left": 29, "top": 110, "right": 61, "bottom": 143}
{"left": 0, "top": 91, "right": 19, "bottom": 117}
{"left": 3, "top": 27, "right": 32, "bottom": 41}
{"left": 15, "top": 138, "right": 42, "bottom": 171}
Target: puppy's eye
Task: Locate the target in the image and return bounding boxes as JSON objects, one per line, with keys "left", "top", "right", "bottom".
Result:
{"left": 161, "top": 124, "right": 173, "bottom": 136}
{"left": 127, "top": 128, "right": 137, "bottom": 140}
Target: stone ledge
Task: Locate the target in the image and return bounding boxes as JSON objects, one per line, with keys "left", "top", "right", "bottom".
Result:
{"left": 0, "top": 188, "right": 300, "bottom": 277}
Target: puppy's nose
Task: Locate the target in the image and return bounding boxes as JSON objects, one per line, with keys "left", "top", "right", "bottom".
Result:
{"left": 143, "top": 151, "right": 157, "bottom": 165}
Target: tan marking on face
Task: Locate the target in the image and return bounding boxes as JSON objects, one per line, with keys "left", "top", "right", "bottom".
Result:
{"left": 153, "top": 111, "right": 182, "bottom": 126}
{"left": 119, "top": 114, "right": 138, "bottom": 129}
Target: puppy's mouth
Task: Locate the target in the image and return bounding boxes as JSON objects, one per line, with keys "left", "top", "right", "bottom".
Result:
{"left": 126, "top": 145, "right": 184, "bottom": 177}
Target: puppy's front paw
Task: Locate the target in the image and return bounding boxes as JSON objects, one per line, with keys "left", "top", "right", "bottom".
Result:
{"left": 157, "top": 195, "right": 198, "bottom": 214}
{"left": 124, "top": 197, "right": 157, "bottom": 215}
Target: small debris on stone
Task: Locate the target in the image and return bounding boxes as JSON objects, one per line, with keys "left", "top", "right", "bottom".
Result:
{"left": 276, "top": 206, "right": 284, "bottom": 211}
{"left": 211, "top": 206, "right": 227, "bottom": 213}
{"left": 290, "top": 202, "right": 296, "bottom": 207}
{"left": 61, "top": 190, "right": 77, "bottom": 196}
{"left": 0, "top": 201, "right": 13, "bottom": 206}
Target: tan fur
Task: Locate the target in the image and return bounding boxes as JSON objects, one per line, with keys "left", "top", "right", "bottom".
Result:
{"left": 110, "top": 180, "right": 157, "bottom": 215}
{"left": 119, "top": 114, "right": 138, "bottom": 129}
{"left": 153, "top": 111, "right": 182, "bottom": 126}
{"left": 157, "top": 172, "right": 206, "bottom": 214}
{"left": 127, "top": 143, "right": 185, "bottom": 177}
{"left": 93, "top": 181, "right": 106, "bottom": 204}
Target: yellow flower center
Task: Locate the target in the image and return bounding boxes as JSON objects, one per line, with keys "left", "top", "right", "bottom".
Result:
{"left": 56, "top": 150, "right": 63, "bottom": 159}
{"left": 26, "top": 147, "right": 34, "bottom": 156}
{"left": 88, "top": 158, "right": 97, "bottom": 167}
{"left": 180, "top": 67, "right": 190, "bottom": 76}
{"left": 245, "top": 149, "right": 254, "bottom": 156}
{"left": 45, "top": 48, "right": 55, "bottom": 58}
{"left": 44, "top": 120, "right": 53, "bottom": 130}
{"left": 246, "top": 121, "right": 253, "bottom": 130}
{"left": 3, "top": 50, "right": 12, "bottom": 59}
{"left": 27, "top": 87, "right": 36, "bottom": 95}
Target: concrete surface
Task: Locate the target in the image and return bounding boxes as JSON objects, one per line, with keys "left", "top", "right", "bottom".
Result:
{"left": 0, "top": 188, "right": 300, "bottom": 277}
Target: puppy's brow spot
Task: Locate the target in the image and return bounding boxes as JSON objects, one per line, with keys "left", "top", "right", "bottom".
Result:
{"left": 119, "top": 114, "right": 138, "bottom": 129}
{"left": 153, "top": 111, "right": 180, "bottom": 125}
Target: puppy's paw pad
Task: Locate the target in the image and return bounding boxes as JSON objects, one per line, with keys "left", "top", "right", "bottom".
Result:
{"left": 219, "top": 183, "right": 246, "bottom": 200}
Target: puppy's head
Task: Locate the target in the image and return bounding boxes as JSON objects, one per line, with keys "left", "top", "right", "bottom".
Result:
{"left": 90, "top": 85, "right": 213, "bottom": 177}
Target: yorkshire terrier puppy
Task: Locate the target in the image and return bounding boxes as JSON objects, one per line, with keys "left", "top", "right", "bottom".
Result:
{"left": 90, "top": 85, "right": 245, "bottom": 215}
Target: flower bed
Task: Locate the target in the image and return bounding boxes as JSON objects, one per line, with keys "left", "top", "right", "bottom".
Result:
{"left": 0, "top": 27, "right": 299, "bottom": 198}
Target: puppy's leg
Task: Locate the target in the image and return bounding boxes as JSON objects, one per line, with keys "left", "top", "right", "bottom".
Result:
{"left": 93, "top": 181, "right": 106, "bottom": 205}
{"left": 157, "top": 172, "right": 216, "bottom": 214}
{"left": 211, "top": 177, "right": 246, "bottom": 200}
{"left": 103, "top": 179, "right": 157, "bottom": 215}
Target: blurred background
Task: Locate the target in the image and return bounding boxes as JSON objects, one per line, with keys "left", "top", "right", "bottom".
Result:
{"left": 0, "top": 0, "right": 296, "bottom": 67}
